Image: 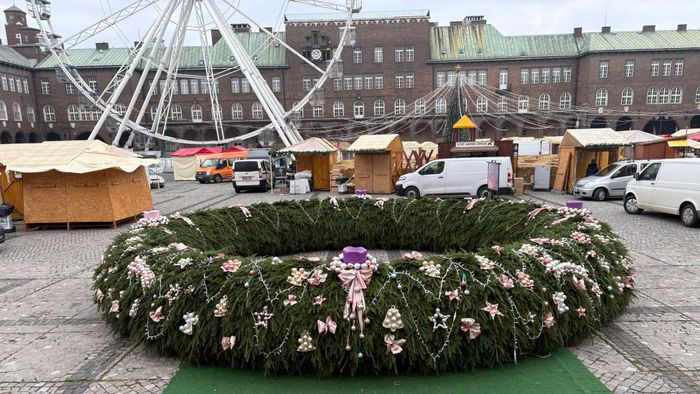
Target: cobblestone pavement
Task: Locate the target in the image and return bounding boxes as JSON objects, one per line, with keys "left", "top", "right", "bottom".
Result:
{"left": 0, "top": 178, "right": 698, "bottom": 393}
{"left": 524, "top": 191, "right": 700, "bottom": 393}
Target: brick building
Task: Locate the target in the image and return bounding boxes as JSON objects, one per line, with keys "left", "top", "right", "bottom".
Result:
{"left": 1, "top": 5, "right": 700, "bottom": 151}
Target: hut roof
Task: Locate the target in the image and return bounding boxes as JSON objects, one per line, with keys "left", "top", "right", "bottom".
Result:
{"left": 617, "top": 130, "right": 664, "bottom": 144}
{"left": 347, "top": 134, "right": 402, "bottom": 153}
{"left": 279, "top": 137, "right": 337, "bottom": 153}
{"left": 560, "top": 128, "right": 630, "bottom": 148}
{"left": 452, "top": 115, "right": 477, "bottom": 129}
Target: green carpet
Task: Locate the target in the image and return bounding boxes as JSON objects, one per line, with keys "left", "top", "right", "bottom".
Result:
{"left": 164, "top": 348, "right": 609, "bottom": 393}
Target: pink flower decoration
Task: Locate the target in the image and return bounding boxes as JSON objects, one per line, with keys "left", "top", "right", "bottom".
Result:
{"left": 109, "top": 300, "right": 120, "bottom": 314}
{"left": 169, "top": 242, "right": 189, "bottom": 251}
{"left": 384, "top": 334, "right": 407, "bottom": 354}
{"left": 402, "top": 251, "right": 423, "bottom": 260}
{"left": 283, "top": 294, "right": 297, "bottom": 307}
{"left": 445, "top": 289, "right": 460, "bottom": 301}
{"left": 577, "top": 307, "right": 586, "bottom": 317}
{"left": 516, "top": 271, "right": 534, "bottom": 288}
{"left": 185, "top": 285, "right": 195, "bottom": 294}
{"left": 317, "top": 316, "right": 337, "bottom": 335}
{"left": 149, "top": 306, "right": 164, "bottom": 322}
{"left": 307, "top": 269, "right": 327, "bottom": 286}
{"left": 585, "top": 250, "right": 597, "bottom": 259}
{"left": 491, "top": 245, "right": 502, "bottom": 255}
{"left": 313, "top": 295, "right": 326, "bottom": 306}
{"left": 221, "top": 259, "right": 241, "bottom": 273}
{"left": 572, "top": 275, "right": 586, "bottom": 290}
{"left": 460, "top": 318, "right": 481, "bottom": 340}
{"left": 481, "top": 301, "right": 503, "bottom": 320}
{"left": 543, "top": 312, "right": 555, "bottom": 328}
{"left": 498, "top": 274, "right": 514, "bottom": 289}
{"left": 623, "top": 274, "right": 635, "bottom": 289}
{"left": 95, "top": 289, "right": 104, "bottom": 303}
{"left": 221, "top": 336, "right": 236, "bottom": 350}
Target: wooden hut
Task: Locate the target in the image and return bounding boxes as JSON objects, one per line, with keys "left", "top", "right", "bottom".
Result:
{"left": 0, "top": 141, "right": 155, "bottom": 229}
{"left": 553, "top": 129, "right": 629, "bottom": 193}
{"left": 347, "top": 134, "right": 403, "bottom": 194}
{"left": 279, "top": 138, "right": 338, "bottom": 191}
{"left": 171, "top": 147, "right": 222, "bottom": 181}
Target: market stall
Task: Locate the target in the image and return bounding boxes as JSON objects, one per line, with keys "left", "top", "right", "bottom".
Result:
{"left": 279, "top": 137, "right": 338, "bottom": 191}
{"left": 347, "top": 134, "right": 403, "bottom": 194}
{"left": 616, "top": 130, "right": 663, "bottom": 159}
{"left": 171, "top": 147, "right": 222, "bottom": 181}
{"left": 553, "top": 128, "right": 629, "bottom": 193}
{"left": 402, "top": 141, "right": 437, "bottom": 173}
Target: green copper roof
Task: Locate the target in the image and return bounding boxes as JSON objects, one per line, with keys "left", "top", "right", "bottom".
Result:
{"left": 35, "top": 32, "right": 287, "bottom": 69}
{"left": 578, "top": 30, "right": 700, "bottom": 52}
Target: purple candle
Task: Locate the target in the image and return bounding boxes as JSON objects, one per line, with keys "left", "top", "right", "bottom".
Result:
{"left": 342, "top": 246, "right": 368, "bottom": 264}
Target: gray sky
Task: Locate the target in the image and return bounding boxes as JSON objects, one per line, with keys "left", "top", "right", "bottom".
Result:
{"left": 2, "top": 0, "right": 698, "bottom": 46}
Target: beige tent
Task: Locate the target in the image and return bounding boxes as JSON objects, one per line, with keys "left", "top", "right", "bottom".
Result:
{"left": 171, "top": 147, "right": 222, "bottom": 181}
{"left": 279, "top": 137, "right": 338, "bottom": 191}
{"left": 0, "top": 141, "right": 156, "bottom": 229}
{"left": 347, "top": 134, "right": 403, "bottom": 194}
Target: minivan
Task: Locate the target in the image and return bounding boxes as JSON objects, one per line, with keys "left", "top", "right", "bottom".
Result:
{"left": 573, "top": 160, "right": 650, "bottom": 201}
{"left": 195, "top": 152, "right": 247, "bottom": 184}
{"left": 233, "top": 159, "right": 271, "bottom": 193}
{"left": 624, "top": 158, "right": 700, "bottom": 227}
{"left": 395, "top": 157, "right": 514, "bottom": 199}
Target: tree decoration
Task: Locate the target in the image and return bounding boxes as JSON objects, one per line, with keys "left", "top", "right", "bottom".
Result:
{"left": 552, "top": 292, "right": 569, "bottom": 313}
{"left": 297, "top": 331, "right": 316, "bottom": 352}
{"left": 287, "top": 268, "right": 310, "bottom": 286}
{"left": 382, "top": 305, "right": 404, "bottom": 332}
{"left": 94, "top": 197, "right": 634, "bottom": 376}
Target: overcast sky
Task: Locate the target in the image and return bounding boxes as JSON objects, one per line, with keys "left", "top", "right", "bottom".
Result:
{"left": 2, "top": 0, "right": 697, "bottom": 46}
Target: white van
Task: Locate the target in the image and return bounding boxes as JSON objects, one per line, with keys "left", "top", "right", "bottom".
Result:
{"left": 623, "top": 158, "right": 700, "bottom": 227}
{"left": 395, "top": 157, "right": 514, "bottom": 199}
{"left": 232, "top": 159, "right": 271, "bottom": 193}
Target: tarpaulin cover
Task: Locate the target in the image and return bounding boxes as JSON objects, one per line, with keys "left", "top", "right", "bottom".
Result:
{"left": 171, "top": 147, "right": 222, "bottom": 157}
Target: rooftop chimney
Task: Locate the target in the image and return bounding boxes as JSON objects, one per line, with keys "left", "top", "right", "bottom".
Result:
{"left": 573, "top": 27, "right": 583, "bottom": 38}
{"left": 450, "top": 21, "right": 462, "bottom": 26}
{"left": 211, "top": 29, "right": 222, "bottom": 45}
{"left": 462, "top": 15, "right": 486, "bottom": 25}
{"left": 677, "top": 24, "right": 687, "bottom": 32}
{"left": 95, "top": 42, "right": 109, "bottom": 50}
{"left": 642, "top": 25, "right": 655, "bottom": 32}
{"left": 601, "top": 26, "right": 611, "bottom": 33}
{"left": 231, "top": 23, "right": 251, "bottom": 33}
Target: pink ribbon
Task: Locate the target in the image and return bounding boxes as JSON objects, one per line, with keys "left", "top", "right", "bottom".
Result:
{"left": 338, "top": 267, "right": 373, "bottom": 335}
{"left": 527, "top": 207, "right": 546, "bottom": 222}
{"left": 317, "top": 316, "right": 337, "bottom": 334}
{"left": 460, "top": 318, "right": 481, "bottom": 340}
{"left": 384, "top": 334, "right": 406, "bottom": 354}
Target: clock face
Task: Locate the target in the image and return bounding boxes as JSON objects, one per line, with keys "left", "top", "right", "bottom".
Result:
{"left": 311, "top": 49, "right": 322, "bottom": 60}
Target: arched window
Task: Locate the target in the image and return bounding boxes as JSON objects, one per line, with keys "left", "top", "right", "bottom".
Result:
{"left": 67, "top": 104, "right": 80, "bottom": 122}
{"left": 670, "top": 87, "right": 682, "bottom": 104}
{"left": 415, "top": 98, "right": 426, "bottom": 115}
{"left": 333, "top": 101, "right": 344, "bottom": 117}
{"left": 621, "top": 88, "right": 634, "bottom": 106}
{"left": 150, "top": 105, "right": 159, "bottom": 121}
{"left": 43, "top": 105, "right": 56, "bottom": 122}
{"left": 26, "top": 106, "right": 35, "bottom": 123}
{"left": 647, "top": 87, "right": 658, "bottom": 104}
{"left": 559, "top": 92, "right": 571, "bottom": 110}
{"left": 251, "top": 102, "right": 263, "bottom": 119}
{"left": 595, "top": 88, "right": 608, "bottom": 107}
{"left": 231, "top": 103, "right": 243, "bottom": 120}
{"left": 517, "top": 95, "right": 529, "bottom": 113}
{"left": 394, "top": 98, "right": 406, "bottom": 115}
{"left": 374, "top": 99, "right": 385, "bottom": 116}
{"left": 353, "top": 100, "right": 364, "bottom": 118}
{"left": 658, "top": 87, "right": 670, "bottom": 104}
{"left": 171, "top": 104, "right": 183, "bottom": 120}
{"left": 113, "top": 103, "right": 127, "bottom": 117}
{"left": 476, "top": 95, "right": 488, "bottom": 112}
{"left": 538, "top": 93, "right": 550, "bottom": 110}
{"left": 212, "top": 104, "right": 222, "bottom": 121}
{"left": 435, "top": 98, "right": 446, "bottom": 114}
{"left": 191, "top": 104, "right": 203, "bottom": 122}
{"left": 497, "top": 96, "right": 508, "bottom": 112}
{"left": 12, "top": 102, "right": 22, "bottom": 121}
{"left": 0, "top": 101, "right": 7, "bottom": 121}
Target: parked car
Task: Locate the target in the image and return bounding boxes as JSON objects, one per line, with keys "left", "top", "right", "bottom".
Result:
{"left": 147, "top": 167, "right": 165, "bottom": 189}
{"left": 623, "top": 158, "right": 700, "bottom": 227}
{"left": 195, "top": 152, "right": 245, "bottom": 183}
{"left": 0, "top": 226, "right": 4, "bottom": 244}
{"left": 232, "top": 159, "right": 271, "bottom": 193}
{"left": 573, "top": 160, "right": 651, "bottom": 201}
{"left": 395, "top": 157, "right": 514, "bottom": 199}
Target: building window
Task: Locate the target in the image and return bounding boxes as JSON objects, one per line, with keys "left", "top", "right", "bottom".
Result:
{"left": 670, "top": 87, "right": 682, "bottom": 104}
{"left": 541, "top": 68, "right": 550, "bottom": 84}
{"left": 599, "top": 61, "right": 609, "bottom": 79}
{"left": 179, "top": 79, "right": 189, "bottom": 95}
{"left": 26, "top": 106, "right": 35, "bottom": 123}
{"left": 477, "top": 70, "right": 487, "bottom": 85}
{"left": 67, "top": 104, "right": 80, "bottom": 122}
{"left": 354, "top": 76, "right": 362, "bottom": 90}
{"left": 520, "top": 68, "right": 529, "bottom": 84}
{"left": 86, "top": 77, "right": 98, "bottom": 93}
{"left": 191, "top": 104, "right": 203, "bottom": 122}
{"left": 170, "top": 80, "right": 179, "bottom": 95}
{"left": 312, "top": 105, "right": 323, "bottom": 118}
{"left": 333, "top": 78, "right": 342, "bottom": 91}
{"left": 395, "top": 74, "right": 404, "bottom": 89}
{"left": 251, "top": 102, "right": 263, "bottom": 119}
{"left": 538, "top": 93, "right": 550, "bottom": 110}
{"left": 499, "top": 69, "right": 508, "bottom": 87}
{"left": 559, "top": 92, "right": 571, "bottom": 110}
{"left": 65, "top": 83, "right": 75, "bottom": 95}
{"left": 230, "top": 78, "right": 240, "bottom": 93}
{"left": 374, "top": 74, "right": 384, "bottom": 89}
{"left": 437, "top": 72, "right": 446, "bottom": 88}
{"left": 650, "top": 61, "right": 660, "bottom": 77}
{"left": 231, "top": 103, "right": 243, "bottom": 119}
{"left": 43, "top": 105, "right": 56, "bottom": 122}
{"left": 353, "top": 47, "right": 362, "bottom": 64}
{"left": 40, "top": 79, "right": 50, "bottom": 95}
{"left": 271, "top": 76, "right": 281, "bottom": 93}
{"left": 113, "top": 103, "right": 127, "bottom": 118}
{"left": 0, "top": 101, "right": 6, "bottom": 121}
{"left": 343, "top": 75, "right": 353, "bottom": 90}
{"left": 415, "top": 98, "right": 426, "bottom": 115}
{"left": 563, "top": 67, "right": 572, "bottom": 82}
{"left": 435, "top": 98, "right": 446, "bottom": 114}
{"left": 658, "top": 87, "right": 670, "bottom": 104}
{"left": 405, "top": 46, "right": 414, "bottom": 62}
{"left": 15, "top": 77, "right": 22, "bottom": 93}
{"left": 364, "top": 75, "right": 373, "bottom": 90}
{"left": 374, "top": 47, "right": 383, "bottom": 63}
{"left": 22, "top": 78, "right": 29, "bottom": 94}
{"left": 11, "top": 102, "right": 21, "bottom": 121}
{"left": 149, "top": 106, "right": 158, "bottom": 121}
{"left": 190, "top": 79, "right": 199, "bottom": 95}
{"left": 476, "top": 96, "right": 488, "bottom": 113}
{"left": 625, "top": 60, "right": 635, "bottom": 78}
{"left": 353, "top": 100, "right": 364, "bottom": 118}
{"left": 406, "top": 73, "right": 415, "bottom": 88}
{"left": 552, "top": 67, "right": 561, "bottom": 83}
{"left": 0, "top": 74, "right": 7, "bottom": 91}
{"left": 333, "top": 101, "right": 344, "bottom": 117}
{"left": 467, "top": 71, "right": 476, "bottom": 86}
{"left": 621, "top": 88, "right": 634, "bottom": 106}
{"left": 165, "top": 104, "right": 180, "bottom": 120}
{"left": 662, "top": 60, "right": 672, "bottom": 76}
{"left": 595, "top": 88, "right": 608, "bottom": 106}
{"left": 530, "top": 68, "right": 540, "bottom": 84}
{"left": 302, "top": 76, "right": 312, "bottom": 92}
{"left": 517, "top": 95, "right": 529, "bottom": 112}
{"left": 394, "top": 46, "right": 404, "bottom": 63}
{"left": 394, "top": 99, "right": 406, "bottom": 115}
{"left": 696, "top": 87, "right": 700, "bottom": 103}
{"left": 674, "top": 61, "right": 684, "bottom": 76}
{"left": 373, "top": 99, "right": 385, "bottom": 116}
{"left": 647, "top": 87, "right": 658, "bottom": 104}
{"left": 497, "top": 96, "right": 508, "bottom": 112}
{"left": 241, "top": 79, "right": 250, "bottom": 93}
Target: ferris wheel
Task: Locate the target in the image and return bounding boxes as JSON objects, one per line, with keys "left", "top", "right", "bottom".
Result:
{"left": 27, "top": 0, "right": 361, "bottom": 147}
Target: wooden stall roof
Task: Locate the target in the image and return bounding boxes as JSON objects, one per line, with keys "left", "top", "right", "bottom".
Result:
{"left": 1, "top": 140, "right": 157, "bottom": 174}
{"left": 452, "top": 115, "right": 476, "bottom": 129}
{"left": 560, "top": 128, "right": 630, "bottom": 148}
{"left": 543, "top": 136, "right": 563, "bottom": 145}
{"left": 278, "top": 137, "right": 338, "bottom": 154}
{"left": 346, "top": 134, "right": 402, "bottom": 153}
{"left": 617, "top": 130, "right": 663, "bottom": 144}
{"left": 671, "top": 128, "right": 700, "bottom": 138}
